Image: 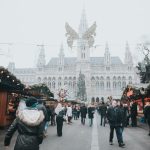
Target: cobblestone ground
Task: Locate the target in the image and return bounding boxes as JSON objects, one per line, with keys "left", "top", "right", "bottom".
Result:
{"left": 0, "top": 113, "right": 150, "bottom": 150}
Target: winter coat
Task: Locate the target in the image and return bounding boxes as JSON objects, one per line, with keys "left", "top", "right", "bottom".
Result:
{"left": 130, "top": 103, "right": 137, "bottom": 117}
{"left": 99, "top": 104, "right": 107, "bottom": 116}
{"left": 4, "top": 109, "right": 45, "bottom": 150}
{"left": 107, "top": 106, "right": 123, "bottom": 127}
{"left": 66, "top": 107, "right": 72, "bottom": 117}
{"left": 80, "top": 106, "right": 87, "bottom": 118}
{"left": 144, "top": 105, "right": 150, "bottom": 121}
{"left": 88, "top": 107, "right": 95, "bottom": 119}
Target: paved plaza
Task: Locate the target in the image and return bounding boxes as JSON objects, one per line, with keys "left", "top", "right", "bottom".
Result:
{"left": 0, "top": 113, "right": 150, "bottom": 150}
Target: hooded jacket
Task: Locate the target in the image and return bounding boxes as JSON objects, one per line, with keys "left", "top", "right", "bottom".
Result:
{"left": 4, "top": 108, "right": 45, "bottom": 150}
{"left": 107, "top": 106, "right": 123, "bottom": 126}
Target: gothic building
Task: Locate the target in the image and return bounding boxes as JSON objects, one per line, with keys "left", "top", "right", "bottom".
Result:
{"left": 8, "top": 10, "right": 139, "bottom": 101}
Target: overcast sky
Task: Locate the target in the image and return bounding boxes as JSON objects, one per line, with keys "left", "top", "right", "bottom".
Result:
{"left": 0, "top": 0, "right": 150, "bottom": 68}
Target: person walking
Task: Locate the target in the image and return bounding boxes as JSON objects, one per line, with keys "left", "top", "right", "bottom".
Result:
{"left": 55, "top": 102, "right": 66, "bottom": 137}
{"left": 73, "top": 106, "right": 78, "bottom": 120}
{"left": 77, "top": 106, "right": 80, "bottom": 119}
{"left": 99, "top": 102, "right": 107, "bottom": 126}
{"left": 80, "top": 104, "right": 87, "bottom": 125}
{"left": 4, "top": 97, "right": 45, "bottom": 150}
{"left": 88, "top": 103, "right": 95, "bottom": 127}
{"left": 107, "top": 100, "right": 125, "bottom": 148}
{"left": 144, "top": 102, "right": 150, "bottom": 136}
{"left": 66, "top": 103, "right": 72, "bottom": 124}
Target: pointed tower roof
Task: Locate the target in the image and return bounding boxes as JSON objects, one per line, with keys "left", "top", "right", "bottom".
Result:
{"left": 59, "top": 43, "right": 65, "bottom": 56}
{"left": 104, "top": 42, "right": 111, "bottom": 65}
{"left": 79, "top": 9, "right": 88, "bottom": 34}
{"left": 105, "top": 42, "right": 109, "bottom": 52}
{"left": 125, "top": 42, "right": 133, "bottom": 64}
{"left": 37, "top": 44, "right": 46, "bottom": 68}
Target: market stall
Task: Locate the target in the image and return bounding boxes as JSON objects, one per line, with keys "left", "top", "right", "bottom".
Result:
{"left": 0, "top": 67, "right": 24, "bottom": 128}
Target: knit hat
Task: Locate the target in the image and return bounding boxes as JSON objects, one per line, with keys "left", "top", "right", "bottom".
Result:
{"left": 25, "top": 97, "right": 38, "bottom": 108}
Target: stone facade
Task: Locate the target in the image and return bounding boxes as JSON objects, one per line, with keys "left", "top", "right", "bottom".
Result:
{"left": 8, "top": 10, "right": 140, "bottom": 101}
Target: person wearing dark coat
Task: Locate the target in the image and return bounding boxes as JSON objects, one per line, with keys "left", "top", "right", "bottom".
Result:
{"left": 107, "top": 100, "right": 125, "bottom": 148}
{"left": 4, "top": 97, "right": 45, "bottom": 150}
{"left": 73, "top": 106, "right": 78, "bottom": 120}
{"left": 55, "top": 103, "right": 66, "bottom": 136}
{"left": 99, "top": 102, "right": 107, "bottom": 126}
{"left": 88, "top": 104, "right": 95, "bottom": 127}
{"left": 80, "top": 104, "right": 87, "bottom": 125}
{"left": 144, "top": 102, "right": 150, "bottom": 136}
{"left": 130, "top": 101, "right": 137, "bottom": 127}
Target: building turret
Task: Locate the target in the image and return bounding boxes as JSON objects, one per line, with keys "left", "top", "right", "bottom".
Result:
{"left": 124, "top": 42, "right": 133, "bottom": 64}
{"left": 58, "top": 44, "right": 65, "bottom": 72}
{"left": 124, "top": 42, "right": 133, "bottom": 71}
{"left": 104, "top": 42, "right": 111, "bottom": 69}
{"left": 37, "top": 45, "right": 46, "bottom": 69}
{"left": 77, "top": 9, "right": 90, "bottom": 62}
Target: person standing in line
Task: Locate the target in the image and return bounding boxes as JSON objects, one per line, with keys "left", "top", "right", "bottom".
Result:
{"left": 55, "top": 102, "right": 66, "bottom": 137}
{"left": 144, "top": 102, "right": 150, "bottom": 136}
{"left": 77, "top": 106, "right": 80, "bottom": 119}
{"left": 80, "top": 104, "right": 87, "bottom": 125}
{"left": 88, "top": 103, "right": 95, "bottom": 127}
{"left": 66, "top": 103, "right": 72, "bottom": 124}
{"left": 130, "top": 101, "right": 138, "bottom": 127}
{"left": 73, "top": 106, "right": 78, "bottom": 120}
{"left": 99, "top": 101, "right": 107, "bottom": 127}
{"left": 107, "top": 100, "right": 125, "bottom": 148}
{"left": 4, "top": 97, "right": 45, "bottom": 150}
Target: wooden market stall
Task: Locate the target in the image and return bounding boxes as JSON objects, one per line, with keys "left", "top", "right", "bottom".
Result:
{"left": 0, "top": 67, "right": 24, "bottom": 128}
{"left": 121, "top": 84, "right": 150, "bottom": 112}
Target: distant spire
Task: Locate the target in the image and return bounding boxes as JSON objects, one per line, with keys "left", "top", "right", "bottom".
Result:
{"left": 125, "top": 41, "right": 130, "bottom": 52}
{"left": 104, "top": 42, "right": 111, "bottom": 65}
{"left": 105, "top": 42, "right": 109, "bottom": 52}
{"left": 58, "top": 43, "right": 64, "bottom": 67}
{"left": 37, "top": 44, "right": 46, "bottom": 68}
{"left": 79, "top": 8, "right": 88, "bottom": 34}
{"left": 125, "top": 42, "right": 133, "bottom": 64}
{"left": 59, "top": 43, "right": 65, "bottom": 56}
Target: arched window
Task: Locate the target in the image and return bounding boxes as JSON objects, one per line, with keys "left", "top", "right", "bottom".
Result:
{"left": 113, "top": 81, "right": 117, "bottom": 89}
{"left": 96, "top": 97, "right": 99, "bottom": 103}
{"left": 52, "top": 81, "right": 55, "bottom": 89}
{"left": 129, "top": 76, "right": 132, "bottom": 84}
{"left": 91, "top": 97, "right": 95, "bottom": 103}
{"left": 43, "top": 77, "right": 47, "bottom": 84}
{"left": 100, "top": 81, "right": 104, "bottom": 90}
{"left": 118, "top": 81, "right": 121, "bottom": 89}
{"left": 96, "top": 81, "right": 100, "bottom": 91}
{"left": 91, "top": 77, "right": 95, "bottom": 87}
{"left": 106, "top": 76, "right": 110, "bottom": 89}
{"left": 122, "top": 81, "right": 126, "bottom": 88}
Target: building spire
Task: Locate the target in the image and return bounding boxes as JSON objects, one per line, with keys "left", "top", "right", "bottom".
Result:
{"left": 104, "top": 42, "right": 111, "bottom": 66}
{"left": 125, "top": 42, "right": 133, "bottom": 64}
{"left": 58, "top": 43, "right": 65, "bottom": 70}
{"left": 59, "top": 43, "right": 65, "bottom": 56}
{"left": 37, "top": 44, "right": 46, "bottom": 68}
{"left": 79, "top": 8, "right": 88, "bottom": 34}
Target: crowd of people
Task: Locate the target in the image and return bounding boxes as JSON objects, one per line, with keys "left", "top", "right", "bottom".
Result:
{"left": 3, "top": 96, "right": 150, "bottom": 149}
{"left": 97, "top": 98, "right": 150, "bottom": 148}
